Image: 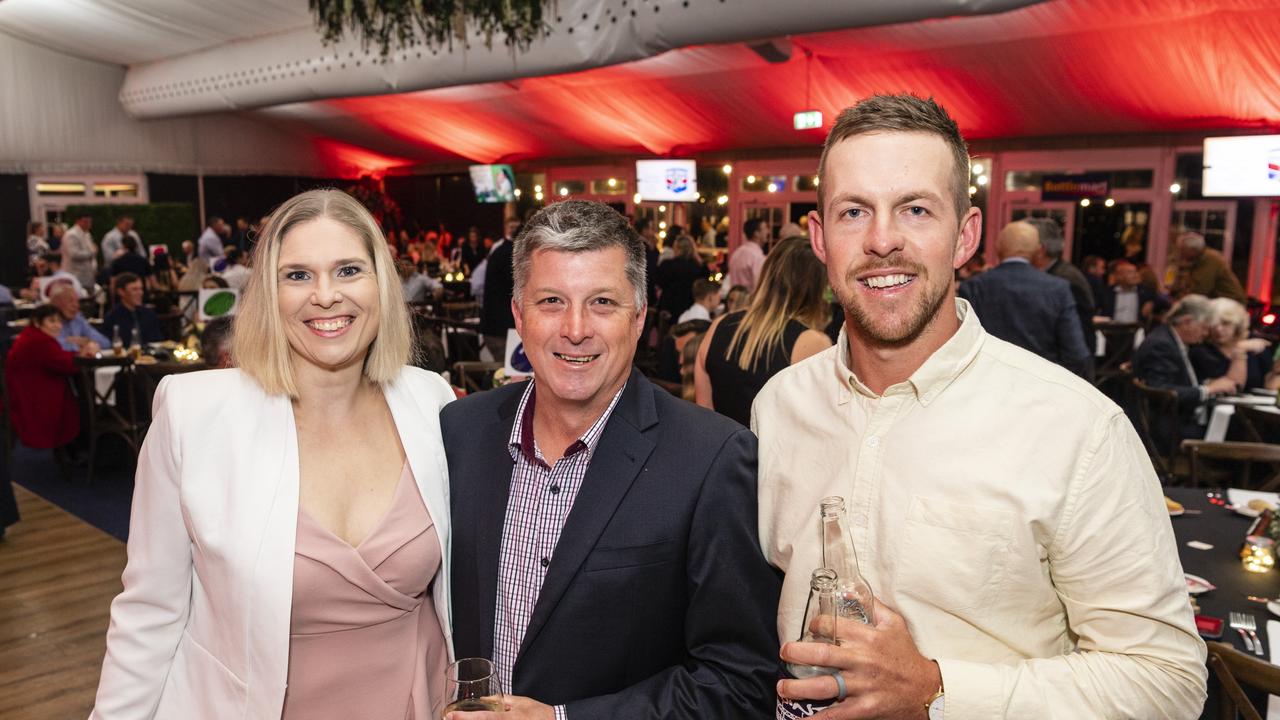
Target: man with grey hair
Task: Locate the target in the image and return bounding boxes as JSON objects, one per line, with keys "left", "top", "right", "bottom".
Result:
{"left": 1027, "top": 217, "right": 1096, "bottom": 358}
{"left": 1172, "top": 231, "right": 1247, "bottom": 303}
{"left": 442, "top": 200, "right": 780, "bottom": 720}
{"left": 200, "top": 316, "right": 235, "bottom": 368}
{"left": 1133, "top": 293, "right": 1238, "bottom": 447}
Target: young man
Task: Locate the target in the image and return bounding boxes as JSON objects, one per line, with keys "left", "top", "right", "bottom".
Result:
{"left": 755, "top": 94, "right": 1205, "bottom": 719}
{"left": 677, "top": 278, "right": 722, "bottom": 324}
{"left": 442, "top": 201, "right": 779, "bottom": 719}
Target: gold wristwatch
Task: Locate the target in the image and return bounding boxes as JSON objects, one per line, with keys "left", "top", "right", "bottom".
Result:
{"left": 924, "top": 684, "right": 944, "bottom": 720}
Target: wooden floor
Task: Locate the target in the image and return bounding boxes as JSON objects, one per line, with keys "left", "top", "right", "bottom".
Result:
{"left": 0, "top": 486, "right": 125, "bottom": 719}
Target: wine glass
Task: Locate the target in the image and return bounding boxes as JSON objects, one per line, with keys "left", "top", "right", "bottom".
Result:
{"left": 442, "top": 657, "right": 505, "bottom": 717}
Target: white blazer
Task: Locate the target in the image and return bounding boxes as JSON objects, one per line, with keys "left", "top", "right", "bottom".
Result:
{"left": 91, "top": 366, "right": 455, "bottom": 720}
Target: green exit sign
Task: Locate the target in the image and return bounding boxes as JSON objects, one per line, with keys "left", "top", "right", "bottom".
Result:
{"left": 793, "top": 110, "right": 823, "bottom": 130}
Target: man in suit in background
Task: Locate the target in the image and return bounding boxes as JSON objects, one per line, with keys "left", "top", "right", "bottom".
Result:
{"left": 443, "top": 200, "right": 779, "bottom": 720}
{"left": 1101, "top": 259, "right": 1158, "bottom": 325}
{"left": 1133, "top": 294, "right": 1237, "bottom": 447}
{"left": 1027, "top": 217, "right": 1096, "bottom": 359}
{"left": 958, "top": 220, "right": 1091, "bottom": 378}
{"left": 481, "top": 216, "right": 521, "bottom": 363}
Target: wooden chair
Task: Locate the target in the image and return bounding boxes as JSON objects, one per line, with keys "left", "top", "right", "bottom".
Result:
{"left": 1131, "top": 378, "right": 1184, "bottom": 482}
{"left": 1093, "top": 323, "right": 1140, "bottom": 394}
{"left": 1237, "top": 405, "right": 1280, "bottom": 444}
{"left": 1182, "top": 440, "right": 1280, "bottom": 491}
{"left": 1206, "top": 640, "right": 1280, "bottom": 720}
{"left": 452, "top": 361, "right": 503, "bottom": 395}
{"left": 75, "top": 357, "right": 143, "bottom": 484}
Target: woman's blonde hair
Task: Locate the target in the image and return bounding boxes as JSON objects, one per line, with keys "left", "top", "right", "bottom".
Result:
{"left": 232, "top": 189, "right": 412, "bottom": 397}
{"left": 726, "top": 237, "right": 828, "bottom": 372}
{"left": 1209, "top": 296, "right": 1250, "bottom": 343}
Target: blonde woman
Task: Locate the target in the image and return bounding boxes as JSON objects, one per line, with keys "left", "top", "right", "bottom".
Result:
{"left": 1190, "top": 296, "right": 1272, "bottom": 391}
{"left": 695, "top": 237, "right": 831, "bottom": 425}
{"left": 92, "top": 189, "right": 455, "bottom": 719}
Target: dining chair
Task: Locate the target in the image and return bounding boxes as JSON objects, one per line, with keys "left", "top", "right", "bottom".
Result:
{"left": 1206, "top": 640, "right": 1280, "bottom": 720}
{"left": 1182, "top": 440, "right": 1280, "bottom": 491}
{"left": 1093, "top": 322, "right": 1140, "bottom": 392}
{"left": 1237, "top": 405, "right": 1280, "bottom": 445}
{"left": 1132, "top": 378, "right": 1184, "bottom": 483}
{"left": 452, "top": 361, "right": 503, "bottom": 395}
{"left": 75, "top": 357, "right": 143, "bottom": 485}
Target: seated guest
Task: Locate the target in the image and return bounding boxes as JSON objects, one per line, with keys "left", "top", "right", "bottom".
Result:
{"left": 677, "top": 278, "right": 721, "bottom": 324}
{"left": 49, "top": 284, "right": 107, "bottom": 353}
{"left": 22, "top": 252, "right": 86, "bottom": 300}
{"left": 724, "top": 283, "right": 749, "bottom": 314}
{"left": 4, "top": 305, "right": 88, "bottom": 458}
{"left": 108, "top": 235, "right": 152, "bottom": 282}
{"left": 104, "top": 272, "right": 163, "bottom": 345}
{"left": 958, "top": 221, "right": 1091, "bottom": 379}
{"left": 202, "top": 275, "right": 229, "bottom": 290}
{"left": 199, "top": 315, "right": 235, "bottom": 368}
{"left": 176, "top": 257, "right": 210, "bottom": 291}
{"left": 1082, "top": 253, "right": 1109, "bottom": 305}
{"left": 1133, "top": 294, "right": 1237, "bottom": 446}
{"left": 397, "top": 260, "right": 442, "bottom": 304}
{"left": 1102, "top": 260, "right": 1158, "bottom": 325}
{"left": 654, "top": 235, "right": 707, "bottom": 321}
{"left": 1190, "top": 297, "right": 1272, "bottom": 392}
{"left": 696, "top": 237, "right": 832, "bottom": 426}
{"left": 420, "top": 242, "right": 443, "bottom": 276}
{"left": 218, "top": 248, "right": 251, "bottom": 290}
{"left": 654, "top": 318, "right": 712, "bottom": 393}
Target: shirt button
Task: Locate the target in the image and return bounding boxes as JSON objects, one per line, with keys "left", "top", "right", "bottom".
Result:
{"left": 540, "top": 557, "right": 550, "bottom": 568}
{"left": 549, "top": 484, "right": 561, "bottom": 495}
{"left": 867, "top": 435, "right": 879, "bottom": 447}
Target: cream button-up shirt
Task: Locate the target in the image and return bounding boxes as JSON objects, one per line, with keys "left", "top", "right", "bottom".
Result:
{"left": 754, "top": 299, "right": 1206, "bottom": 719}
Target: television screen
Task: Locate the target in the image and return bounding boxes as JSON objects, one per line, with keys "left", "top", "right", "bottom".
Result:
{"left": 636, "top": 159, "right": 697, "bottom": 202}
{"left": 1203, "top": 135, "right": 1280, "bottom": 197}
{"left": 469, "top": 164, "right": 517, "bottom": 203}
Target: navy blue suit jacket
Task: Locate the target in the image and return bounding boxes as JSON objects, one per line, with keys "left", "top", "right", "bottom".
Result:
{"left": 958, "top": 260, "right": 1091, "bottom": 378}
{"left": 442, "top": 369, "right": 780, "bottom": 719}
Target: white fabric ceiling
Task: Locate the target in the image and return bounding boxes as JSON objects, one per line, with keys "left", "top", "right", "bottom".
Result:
{"left": 0, "top": 0, "right": 1039, "bottom": 118}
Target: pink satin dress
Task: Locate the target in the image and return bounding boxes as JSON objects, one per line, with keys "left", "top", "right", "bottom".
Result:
{"left": 282, "top": 463, "right": 448, "bottom": 720}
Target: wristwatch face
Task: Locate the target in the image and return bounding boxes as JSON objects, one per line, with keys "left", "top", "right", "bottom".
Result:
{"left": 927, "top": 694, "right": 945, "bottom": 720}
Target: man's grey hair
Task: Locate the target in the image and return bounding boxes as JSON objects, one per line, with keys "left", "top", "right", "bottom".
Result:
{"left": 1179, "top": 232, "right": 1206, "bottom": 253}
{"left": 1025, "top": 217, "right": 1065, "bottom": 259}
{"left": 201, "top": 316, "right": 235, "bottom": 366}
{"left": 512, "top": 200, "right": 647, "bottom": 309}
{"left": 1168, "top": 294, "right": 1214, "bottom": 325}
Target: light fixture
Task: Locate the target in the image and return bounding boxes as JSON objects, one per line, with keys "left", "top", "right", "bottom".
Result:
{"left": 633, "top": 192, "right": 642, "bottom": 204}
{"left": 658, "top": 230, "right": 667, "bottom": 239}
{"left": 746, "top": 174, "right": 757, "bottom": 184}
{"left": 972, "top": 163, "right": 985, "bottom": 176}
{"left": 717, "top": 195, "right": 729, "bottom": 205}
{"left": 969, "top": 185, "right": 978, "bottom": 196}
{"left": 1170, "top": 182, "right": 1182, "bottom": 194}
{"left": 607, "top": 177, "right": 617, "bottom": 188}
{"left": 534, "top": 191, "right": 544, "bottom": 201}
{"left": 659, "top": 205, "right": 667, "bottom": 212}
{"left": 766, "top": 183, "right": 778, "bottom": 193}
{"left": 722, "top": 164, "right": 733, "bottom": 175}
{"left": 559, "top": 187, "right": 569, "bottom": 197}
{"left": 693, "top": 191, "right": 701, "bottom": 200}
{"left": 659, "top": 221, "right": 667, "bottom": 229}
{"left": 975, "top": 175, "right": 988, "bottom": 186}
{"left": 1104, "top": 198, "right": 1116, "bottom": 207}
{"left": 1080, "top": 198, "right": 1091, "bottom": 207}
{"left": 534, "top": 184, "right": 542, "bottom": 193}
{"left": 1263, "top": 312, "right": 1277, "bottom": 326}
{"left": 813, "top": 176, "right": 820, "bottom": 187}
{"left": 514, "top": 188, "right": 522, "bottom": 198}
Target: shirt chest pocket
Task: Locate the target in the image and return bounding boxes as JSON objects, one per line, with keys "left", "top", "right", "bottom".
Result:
{"left": 894, "top": 496, "right": 1018, "bottom": 614}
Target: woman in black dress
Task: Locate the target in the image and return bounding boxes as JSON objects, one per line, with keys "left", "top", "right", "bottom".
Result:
{"left": 694, "top": 237, "right": 831, "bottom": 425}
{"left": 1189, "top": 297, "right": 1272, "bottom": 391}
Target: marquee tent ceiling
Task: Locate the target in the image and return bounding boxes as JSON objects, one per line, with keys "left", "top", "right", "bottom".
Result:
{"left": 2, "top": 0, "right": 1278, "bottom": 174}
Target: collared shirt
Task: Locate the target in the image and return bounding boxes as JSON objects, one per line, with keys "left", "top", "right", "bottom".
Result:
{"left": 402, "top": 273, "right": 442, "bottom": 304}
{"left": 728, "top": 241, "right": 765, "bottom": 293}
{"left": 496, "top": 380, "right": 624, "bottom": 719}
{"left": 58, "top": 313, "right": 109, "bottom": 352}
{"left": 198, "top": 227, "right": 225, "bottom": 262}
{"left": 676, "top": 302, "right": 711, "bottom": 324}
{"left": 753, "top": 299, "right": 1205, "bottom": 719}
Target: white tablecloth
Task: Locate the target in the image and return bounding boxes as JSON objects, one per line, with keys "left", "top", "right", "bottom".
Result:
{"left": 94, "top": 366, "right": 120, "bottom": 406}
{"left": 1205, "top": 401, "right": 1280, "bottom": 442}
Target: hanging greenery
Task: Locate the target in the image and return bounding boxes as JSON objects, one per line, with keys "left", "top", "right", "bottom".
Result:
{"left": 309, "top": 0, "right": 551, "bottom": 56}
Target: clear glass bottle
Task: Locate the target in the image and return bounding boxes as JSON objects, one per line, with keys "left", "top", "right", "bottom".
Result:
{"left": 777, "top": 568, "right": 841, "bottom": 720}
{"left": 111, "top": 325, "right": 124, "bottom": 357}
{"left": 821, "top": 496, "right": 875, "bottom": 625}
{"left": 129, "top": 326, "right": 142, "bottom": 359}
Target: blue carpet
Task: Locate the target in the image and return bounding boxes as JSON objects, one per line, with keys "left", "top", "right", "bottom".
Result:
{"left": 10, "top": 441, "right": 135, "bottom": 541}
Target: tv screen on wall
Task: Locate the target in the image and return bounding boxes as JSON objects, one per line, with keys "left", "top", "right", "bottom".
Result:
{"left": 469, "top": 164, "right": 517, "bottom": 203}
{"left": 635, "top": 159, "right": 697, "bottom": 202}
{"left": 1203, "top": 135, "right": 1280, "bottom": 197}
